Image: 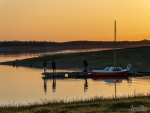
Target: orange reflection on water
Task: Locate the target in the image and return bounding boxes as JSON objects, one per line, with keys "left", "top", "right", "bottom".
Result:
{"left": 0, "top": 65, "right": 150, "bottom": 105}
{"left": 0, "top": 48, "right": 112, "bottom": 62}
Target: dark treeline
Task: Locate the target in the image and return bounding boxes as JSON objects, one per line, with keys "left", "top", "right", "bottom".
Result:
{"left": 62, "top": 40, "right": 150, "bottom": 46}
{"left": 0, "top": 40, "right": 150, "bottom": 47}
{"left": 0, "top": 41, "right": 59, "bottom": 47}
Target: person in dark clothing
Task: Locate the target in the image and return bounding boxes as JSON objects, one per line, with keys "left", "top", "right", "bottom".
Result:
{"left": 43, "top": 60, "right": 47, "bottom": 72}
{"left": 52, "top": 60, "right": 56, "bottom": 73}
{"left": 83, "top": 60, "right": 88, "bottom": 72}
{"left": 13, "top": 62, "right": 15, "bottom": 67}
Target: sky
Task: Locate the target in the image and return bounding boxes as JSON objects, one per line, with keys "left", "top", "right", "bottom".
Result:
{"left": 0, "top": 0, "right": 150, "bottom": 42}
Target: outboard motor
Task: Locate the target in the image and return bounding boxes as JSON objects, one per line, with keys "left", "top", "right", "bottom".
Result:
{"left": 127, "top": 64, "right": 132, "bottom": 71}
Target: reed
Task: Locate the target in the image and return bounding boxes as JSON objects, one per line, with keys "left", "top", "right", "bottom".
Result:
{"left": 0, "top": 92, "right": 150, "bottom": 113}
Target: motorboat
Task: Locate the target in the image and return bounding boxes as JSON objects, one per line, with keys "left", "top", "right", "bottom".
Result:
{"left": 92, "top": 64, "right": 131, "bottom": 77}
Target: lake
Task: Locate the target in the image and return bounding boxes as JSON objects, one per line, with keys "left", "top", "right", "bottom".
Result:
{"left": 0, "top": 48, "right": 112, "bottom": 62}
{"left": 0, "top": 48, "right": 150, "bottom": 105}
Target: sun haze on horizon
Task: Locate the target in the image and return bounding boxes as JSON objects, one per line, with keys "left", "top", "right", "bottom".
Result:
{"left": 0, "top": 0, "right": 150, "bottom": 42}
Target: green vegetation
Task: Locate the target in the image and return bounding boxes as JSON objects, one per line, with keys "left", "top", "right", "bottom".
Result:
{"left": 1, "top": 46, "right": 150, "bottom": 72}
{"left": 0, "top": 94, "right": 149, "bottom": 113}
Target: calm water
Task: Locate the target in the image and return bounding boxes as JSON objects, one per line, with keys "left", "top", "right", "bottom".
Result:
{"left": 0, "top": 49, "right": 150, "bottom": 105}
{"left": 0, "top": 48, "right": 111, "bottom": 62}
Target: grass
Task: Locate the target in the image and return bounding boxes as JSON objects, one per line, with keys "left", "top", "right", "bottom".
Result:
{"left": 0, "top": 93, "right": 150, "bottom": 113}
{"left": 2, "top": 46, "right": 150, "bottom": 73}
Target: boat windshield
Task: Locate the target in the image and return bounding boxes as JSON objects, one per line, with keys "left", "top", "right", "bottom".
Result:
{"left": 104, "top": 67, "right": 122, "bottom": 71}
{"left": 104, "top": 67, "right": 110, "bottom": 71}
{"left": 113, "top": 67, "right": 122, "bottom": 71}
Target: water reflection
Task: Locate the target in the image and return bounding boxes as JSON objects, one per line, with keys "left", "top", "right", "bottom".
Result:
{"left": 84, "top": 77, "right": 88, "bottom": 92}
{"left": 43, "top": 74, "right": 58, "bottom": 94}
{"left": 52, "top": 74, "right": 56, "bottom": 93}
{"left": 42, "top": 74, "right": 132, "bottom": 96}
{"left": 41, "top": 48, "right": 114, "bottom": 57}
{"left": 1, "top": 64, "right": 150, "bottom": 105}
{"left": 92, "top": 76, "right": 132, "bottom": 98}
{"left": 44, "top": 78, "right": 47, "bottom": 93}
{"left": 42, "top": 74, "right": 91, "bottom": 94}
{"left": 0, "top": 48, "right": 113, "bottom": 62}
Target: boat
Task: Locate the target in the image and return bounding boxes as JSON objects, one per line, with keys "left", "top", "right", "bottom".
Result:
{"left": 92, "top": 21, "right": 131, "bottom": 77}
{"left": 92, "top": 64, "right": 131, "bottom": 77}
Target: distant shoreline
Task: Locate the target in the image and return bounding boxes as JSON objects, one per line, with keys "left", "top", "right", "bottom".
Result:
{"left": 0, "top": 40, "right": 149, "bottom": 53}
{"left": 0, "top": 46, "right": 114, "bottom": 53}
{"left": 1, "top": 46, "right": 150, "bottom": 73}
{"left": 0, "top": 45, "right": 142, "bottom": 53}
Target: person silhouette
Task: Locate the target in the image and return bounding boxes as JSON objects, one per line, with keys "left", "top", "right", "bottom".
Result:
{"left": 13, "top": 62, "right": 15, "bottom": 67}
{"left": 52, "top": 60, "right": 56, "bottom": 73}
{"left": 83, "top": 60, "right": 88, "bottom": 72}
{"left": 43, "top": 60, "right": 47, "bottom": 72}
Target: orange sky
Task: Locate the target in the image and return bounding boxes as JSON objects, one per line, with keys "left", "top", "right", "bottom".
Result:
{"left": 0, "top": 0, "right": 150, "bottom": 42}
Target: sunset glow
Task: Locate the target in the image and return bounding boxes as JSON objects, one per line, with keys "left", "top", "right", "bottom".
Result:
{"left": 0, "top": 0, "right": 150, "bottom": 42}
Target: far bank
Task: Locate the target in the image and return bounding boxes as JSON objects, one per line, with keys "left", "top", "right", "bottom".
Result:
{"left": 1, "top": 46, "right": 150, "bottom": 73}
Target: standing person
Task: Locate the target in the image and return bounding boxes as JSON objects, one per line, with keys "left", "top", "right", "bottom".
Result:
{"left": 83, "top": 60, "right": 88, "bottom": 72}
{"left": 52, "top": 60, "right": 56, "bottom": 73}
{"left": 43, "top": 60, "right": 47, "bottom": 72}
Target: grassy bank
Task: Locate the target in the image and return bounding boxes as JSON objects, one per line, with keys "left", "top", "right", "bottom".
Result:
{"left": 0, "top": 94, "right": 149, "bottom": 113}
{"left": 1, "top": 46, "right": 150, "bottom": 73}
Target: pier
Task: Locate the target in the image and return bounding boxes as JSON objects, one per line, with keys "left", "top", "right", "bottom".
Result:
{"left": 42, "top": 72, "right": 148, "bottom": 78}
{"left": 42, "top": 72, "right": 91, "bottom": 78}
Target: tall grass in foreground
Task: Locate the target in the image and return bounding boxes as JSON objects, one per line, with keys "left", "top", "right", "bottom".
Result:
{"left": 1, "top": 91, "right": 150, "bottom": 108}
{"left": 0, "top": 92, "right": 150, "bottom": 113}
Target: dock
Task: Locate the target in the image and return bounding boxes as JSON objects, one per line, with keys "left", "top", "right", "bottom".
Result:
{"left": 42, "top": 72, "right": 91, "bottom": 78}
{"left": 42, "top": 72, "right": 149, "bottom": 78}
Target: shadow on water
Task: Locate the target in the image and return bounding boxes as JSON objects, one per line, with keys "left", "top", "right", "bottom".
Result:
{"left": 44, "top": 78, "right": 47, "bottom": 93}
{"left": 42, "top": 74, "right": 131, "bottom": 95}
{"left": 43, "top": 73, "right": 57, "bottom": 94}
{"left": 42, "top": 73, "right": 91, "bottom": 94}
{"left": 84, "top": 77, "right": 88, "bottom": 92}
{"left": 52, "top": 74, "right": 56, "bottom": 93}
